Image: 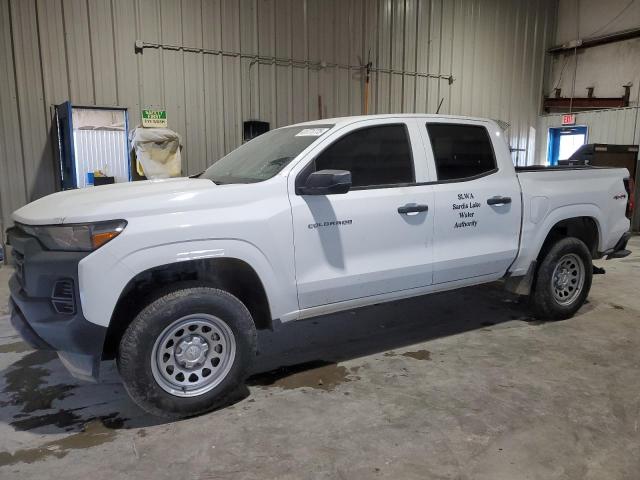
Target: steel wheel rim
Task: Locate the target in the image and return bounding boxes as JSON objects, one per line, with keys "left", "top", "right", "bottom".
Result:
{"left": 151, "top": 314, "right": 236, "bottom": 397}
{"left": 551, "top": 253, "right": 585, "bottom": 306}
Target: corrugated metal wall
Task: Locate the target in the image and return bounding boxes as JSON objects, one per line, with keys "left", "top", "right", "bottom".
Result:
{"left": 74, "top": 130, "right": 130, "bottom": 188}
{"left": 0, "top": 0, "right": 557, "bottom": 233}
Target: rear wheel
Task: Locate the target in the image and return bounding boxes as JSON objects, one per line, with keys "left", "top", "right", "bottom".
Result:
{"left": 118, "top": 286, "right": 257, "bottom": 418}
{"left": 530, "top": 237, "right": 592, "bottom": 320}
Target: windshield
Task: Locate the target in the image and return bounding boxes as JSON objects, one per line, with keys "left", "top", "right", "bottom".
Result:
{"left": 200, "top": 125, "right": 334, "bottom": 184}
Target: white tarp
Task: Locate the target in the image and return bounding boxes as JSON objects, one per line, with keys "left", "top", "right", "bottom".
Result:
{"left": 130, "top": 127, "right": 182, "bottom": 179}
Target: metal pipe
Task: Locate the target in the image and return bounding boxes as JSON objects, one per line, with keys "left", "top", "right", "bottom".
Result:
{"left": 134, "top": 40, "right": 455, "bottom": 83}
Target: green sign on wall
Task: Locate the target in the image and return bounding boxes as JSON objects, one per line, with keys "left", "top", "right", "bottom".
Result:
{"left": 142, "top": 109, "right": 167, "bottom": 128}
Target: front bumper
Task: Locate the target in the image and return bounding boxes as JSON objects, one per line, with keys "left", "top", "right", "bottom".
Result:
{"left": 6, "top": 227, "right": 107, "bottom": 382}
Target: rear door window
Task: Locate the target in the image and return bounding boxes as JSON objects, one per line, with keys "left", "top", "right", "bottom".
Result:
{"left": 426, "top": 124, "right": 497, "bottom": 181}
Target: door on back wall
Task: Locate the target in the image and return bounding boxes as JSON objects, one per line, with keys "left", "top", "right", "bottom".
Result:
{"left": 547, "top": 126, "right": 588, "bottom": 166}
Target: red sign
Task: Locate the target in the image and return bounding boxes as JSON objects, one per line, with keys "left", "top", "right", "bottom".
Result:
{"left": 561, "top": 114, "right": 576, "bottom": 125}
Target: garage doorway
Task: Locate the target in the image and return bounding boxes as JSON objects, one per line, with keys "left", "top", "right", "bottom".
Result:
{"left": 547, "top": 126, "right": 588, "bottom": 166}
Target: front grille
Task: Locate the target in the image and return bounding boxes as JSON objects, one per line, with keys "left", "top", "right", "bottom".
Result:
{"left": 51, "top": 279, "right": 76, "bottom": 315}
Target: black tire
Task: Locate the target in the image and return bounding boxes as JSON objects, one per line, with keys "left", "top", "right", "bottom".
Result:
{"left": 118, "top": 286, "right": 257, "bottom": 419}
{"left": 530, "top": 237, "right": 593, "bottom": 320}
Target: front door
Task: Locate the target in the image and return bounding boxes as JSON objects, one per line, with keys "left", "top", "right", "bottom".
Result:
{"left": 289, "top": 120, "right": 434, "bottom": 310}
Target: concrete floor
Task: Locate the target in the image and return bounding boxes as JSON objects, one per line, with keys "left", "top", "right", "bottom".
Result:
{"left": 0, "top": 237, "right": 639, "bottom": 480}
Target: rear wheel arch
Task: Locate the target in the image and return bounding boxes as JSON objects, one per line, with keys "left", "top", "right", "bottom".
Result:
{"left": 537, "top": 216, "right": 600, "bottom": 261}
{"left": 102, "top": 257, "right": 272, "bottom": 359}
{"left": 506, "top": 216, "right": 600, "bottom": 296}
{"left": 530, "top": 236, "right": 593, "bottom": 320}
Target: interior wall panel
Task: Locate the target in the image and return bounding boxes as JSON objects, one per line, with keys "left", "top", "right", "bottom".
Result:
{"left": 9, "top": 0, "right": 56, "bottom": 202}
{"left": 202, "top": 0, "right": 226, "bottom": 164}
{"left": 159, "top": 0, "right": 186, "bottom": 166}
{"left": 36, "top": 0, "right": 70, "bottom": 108}
{"left": 88, "top": 0, "right": 118, "bottom": 106}
{"left": 221, "top": 0, "right": 243, "bottom": 153}
{"left": 62, "top": 0, "right": 95, "bottom": 104}
{"left": 0, "top": 0, "right": 28, "bottom": 232}
{"left": 305, "top": 0, "right": 318, "bottom": 120}
{"left": 239, "top": 0, "right": 259, "bottom": 122}
{"left": 112, "top": 0, "right": 141, "bottom": 120}
{"left": 291, "top": 0, "right": 308, "bottom": 123}
{"left": 0, "top": 0, "right": 557, "bottom": 234}
{"left": 182, "top": 0, "right": 206, "bottom": 174}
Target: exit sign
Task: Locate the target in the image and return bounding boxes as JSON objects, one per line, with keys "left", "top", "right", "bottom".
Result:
{"left": 142, "top": 109, "right": 167, "bottom": 128}
{"left": 561, "top": 114, "right": 576, "bottom": 125}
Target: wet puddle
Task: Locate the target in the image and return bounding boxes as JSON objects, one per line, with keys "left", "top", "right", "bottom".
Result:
{"left": 0, "top": 418, "right": 121, "bottom": 466}
{"left": 0, "top": 345, "right": 131, "bottom": 466}
{"left": 250, "top": 361, "right": 352, "bottom": 391}
{"left": 10, "top": 409, "right": 83, "bottom": 431}
{"left": 0, "top": 351, "right": 74, "bottom": 413}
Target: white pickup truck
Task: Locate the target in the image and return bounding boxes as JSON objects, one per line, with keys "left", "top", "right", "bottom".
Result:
{"left": 7, "top": 114, "right": 633, "bottom": 418}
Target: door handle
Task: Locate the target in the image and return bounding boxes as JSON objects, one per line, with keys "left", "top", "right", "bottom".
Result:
{"left": 398, "top": 204, "right": 429, "bottom": 214}
{"left": 487, "top": 196, "right": 512, "bottom": 206}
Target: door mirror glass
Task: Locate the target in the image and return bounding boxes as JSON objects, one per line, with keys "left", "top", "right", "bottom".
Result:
{"left": 297, "top": 169, "right": 352, "bottom": 195}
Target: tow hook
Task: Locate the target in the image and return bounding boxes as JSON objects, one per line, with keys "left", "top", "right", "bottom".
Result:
{"left": 593, "top": 266, "right": 606, "bottom": 275}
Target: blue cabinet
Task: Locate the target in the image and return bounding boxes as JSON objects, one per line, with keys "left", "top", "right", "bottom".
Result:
{"left": 55, "top": 103, "right": 131, "bottom": 189}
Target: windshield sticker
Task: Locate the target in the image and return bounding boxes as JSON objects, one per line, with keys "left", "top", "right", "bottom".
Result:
{"left": 296, "top": 128, "right": 330, "bottom": 137}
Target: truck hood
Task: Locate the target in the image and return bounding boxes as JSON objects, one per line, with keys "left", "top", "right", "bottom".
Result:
{"left": 13, "top": 177, "right": 219, "bottom": 225}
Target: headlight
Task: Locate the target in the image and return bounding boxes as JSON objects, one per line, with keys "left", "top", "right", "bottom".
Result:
{"left": 19, "top": 220, "right": 127, "bottom": 252}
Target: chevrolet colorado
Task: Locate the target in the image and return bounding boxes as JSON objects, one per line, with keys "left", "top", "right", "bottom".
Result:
{"left": 6, "top": 114, "right": 633, "bottom": 418}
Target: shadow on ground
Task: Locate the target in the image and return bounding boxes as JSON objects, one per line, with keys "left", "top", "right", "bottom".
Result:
{"left": 0, "top": 282, "right": 538, "bottom": 438}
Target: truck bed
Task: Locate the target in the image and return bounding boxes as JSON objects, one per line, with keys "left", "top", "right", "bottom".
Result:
{"left": 509, "top": 165, "right": 631, "bottom": 277}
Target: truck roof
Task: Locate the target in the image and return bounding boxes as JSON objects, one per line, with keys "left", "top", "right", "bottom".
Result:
{"left": 294, "top": 113, "right": 496, "bottom": 128}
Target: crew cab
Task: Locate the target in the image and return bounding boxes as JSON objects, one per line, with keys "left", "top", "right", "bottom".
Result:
{"left": 6, "top": 114, "right": 633, "bottom": 418}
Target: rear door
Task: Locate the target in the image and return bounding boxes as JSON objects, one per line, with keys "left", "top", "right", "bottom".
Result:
{"left": 288, "top": 119, "right": 434, "bottom": 309}
{"left": 422, "top": 120, "right": 521, "bottom": 284}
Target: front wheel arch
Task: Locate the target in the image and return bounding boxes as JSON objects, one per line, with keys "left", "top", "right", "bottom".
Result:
{"left": 117, "top": 286, "right": 257, "bottom": 418}
{"left": 103, "top": 257, "right": 271, "bottom": 359}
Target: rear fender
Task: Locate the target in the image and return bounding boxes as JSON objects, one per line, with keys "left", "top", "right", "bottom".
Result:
{"left": 510, "top": 204, "right": 604, "bottom": 277}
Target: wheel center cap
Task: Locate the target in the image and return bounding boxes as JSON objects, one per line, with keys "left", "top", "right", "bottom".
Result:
{"left": 185, "top": 345, "right": 200, "bottom": 361}
{"left": 556, "top": 269, "right": 570, "bottom": 288}
{"left": 175, "top": 335, "right": 209, "bottom": 368}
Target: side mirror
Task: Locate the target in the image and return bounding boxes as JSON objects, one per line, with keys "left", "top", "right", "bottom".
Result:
{"left": 297, "top": 169, "right": 352, "bottom": 195}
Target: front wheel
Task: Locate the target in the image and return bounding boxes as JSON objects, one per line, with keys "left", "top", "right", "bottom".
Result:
{"left": 530, "top": 237, "right": 593, "bottom": 320}
{"left": 118, "top": 286, "right": 257, "bottom": 418}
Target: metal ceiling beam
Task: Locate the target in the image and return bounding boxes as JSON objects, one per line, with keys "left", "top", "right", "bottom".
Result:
{"left": 547, "top": 27, "right": 640, "bottom": 55}
{"left": 543, "top": 97, "right": 629, "bottom": 112}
